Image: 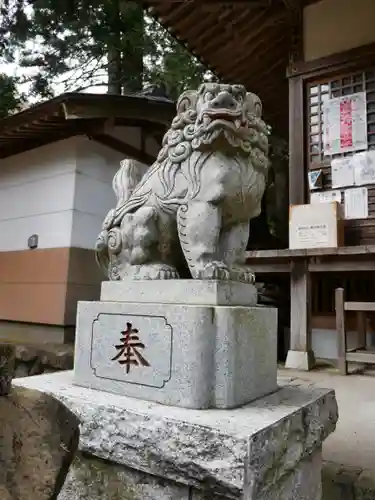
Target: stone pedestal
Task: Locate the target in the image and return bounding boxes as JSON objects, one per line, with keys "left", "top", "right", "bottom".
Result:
{"left": 73, "top": 280, "right": 278, "bottom": 409}
{"left": 13, "top": 371, "right": 338, "bottom": 500}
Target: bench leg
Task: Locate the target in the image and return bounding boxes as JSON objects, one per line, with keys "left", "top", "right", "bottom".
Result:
{"left": 335, "top": 288, "right": 347, "bottom": 375}
{"left": 357, "top": 311, "right": 367, "bottom": 350}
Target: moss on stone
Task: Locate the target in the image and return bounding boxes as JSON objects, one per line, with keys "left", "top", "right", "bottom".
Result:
{"left": 0, "top": 344, "right": 15, "bottom": 396}
{"left": 66, "top": 453, "right": 140, "bottom": 500}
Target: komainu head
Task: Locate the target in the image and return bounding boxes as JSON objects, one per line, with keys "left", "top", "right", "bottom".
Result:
{"left": 157, "top": 83, "right": 269, "bottom": 175}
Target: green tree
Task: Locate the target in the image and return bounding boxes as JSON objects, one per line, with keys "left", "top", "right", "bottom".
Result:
{"left": 144, "top": 18, "right": 210, "bottom": 100}
{"left": 0, "top": 73, "right": 25, "bottom": 117}
{"left": 0, "top": 1, "right": 27, "bottom": 116}
{"left": 11, "top": 0, "right": 145, "bottom": 96}
{"left": 0, "top": 0, "right": 212, "bottom": 101}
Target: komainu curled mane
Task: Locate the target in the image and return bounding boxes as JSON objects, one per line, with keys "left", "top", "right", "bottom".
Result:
{"left": 95, "top": 83, "right": 269, "bottom": 283}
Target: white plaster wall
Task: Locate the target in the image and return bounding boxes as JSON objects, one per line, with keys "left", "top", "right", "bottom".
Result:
{"left": 303, "top": 0, "right": 375, "bottom": 62}
{"left": 0, "top": 139, "right": 77, "bottom": 251}
{"left": 71, "top": 137, "right": 124, "bottom": 250}
{"left": 0, "top": 132, "right": 154, "bottom": 253}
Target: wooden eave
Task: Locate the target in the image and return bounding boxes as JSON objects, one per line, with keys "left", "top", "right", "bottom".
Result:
{"left": 0, "top": 92, "right": 175, "bottom": 160}
{"left": 141, "top": 0, "right": 321, "bottom": 136}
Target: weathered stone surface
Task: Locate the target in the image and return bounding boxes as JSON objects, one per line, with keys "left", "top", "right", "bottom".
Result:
{"left": 59, "top": 451, "right": 324, "bottom": 500}
{"left": 0, "top": 385, "right": 80, "bottom": 500}
{"left": 59, "top": 452, "right": 191, "bottom": 500}
{"left": 14, "top": 371, "right": 338, "bottom": 499}
{"left": 322, "top": 461, "right": 361, "bottom": 500}
{"left": 101, "top": 279, "right": 258, "bottom": 306}
{"left": 0, "top": 344, "right": 15, "bottom": 395}
{"left": 13, "top": 343, "right": 74, "bottom": 379}
{"left": 355, "top": 470, "right": 375, "bottom": 500}
{"left": 15, "top": 344, "right": 74, "bottom": 371}
{"left": 74, "top": 298, "right": 277, "bottom": 409}
{"left": 249, "top": 450, "right": 323, "bottom": 500}
{"left": 95, "top": 84, "right": 269, "bottom": 284}
{"left": 59, "top": 452, "right": 235, "bottom": 500}
{"left": 14, "top": 363, "right": 29, "bottom": 379}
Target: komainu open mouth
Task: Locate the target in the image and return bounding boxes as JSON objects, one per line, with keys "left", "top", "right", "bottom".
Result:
{"left": 196, "top": 109, "right": 246, "bottom": 132}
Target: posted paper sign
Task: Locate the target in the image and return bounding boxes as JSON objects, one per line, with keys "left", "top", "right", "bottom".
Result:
{"left": 352, "top": 150, "right": 375, "bottom": 186}
{"left": 310, "top": 190, "right": 342, "bottom": 204}
{"left": 296, "top": 223, "right": 330, "bottom": 248}
{"left": 323, "top": 92, "right": 367, "bottom": 156}
{"left": 331, "top": 157, "right": 355, "bottom": 188}
{"left": 344, "top": 187, "right": 368, "bottom": 219}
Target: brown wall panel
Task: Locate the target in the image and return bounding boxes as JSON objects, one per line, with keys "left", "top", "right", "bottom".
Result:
{"left": 65, "top": 247, "right": 105, "bottom": 325}
{"left": 65, "top": 284, "right": 102, "bottom": 325}
{"left": 0, "top": 283, "right": 67, "bottom": 324}
{"left": 0, "top": 248, "right": 70, "bottom": 284}
{"left": 0, "top": 247, "right": 104, "bottom": 326}
{"left": 67, "top": 247, "right": 104, "bottom": 286}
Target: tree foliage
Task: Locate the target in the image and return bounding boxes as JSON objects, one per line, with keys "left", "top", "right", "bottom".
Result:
{"left": 0, "top": 0, "right": 212, "bottom": 105}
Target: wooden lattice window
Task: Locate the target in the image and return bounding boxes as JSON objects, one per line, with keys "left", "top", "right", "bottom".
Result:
{"left": 307, "top": 69, "right": 375, "bottom": 169}
{"left": 305, "top": 68, "right": 375, "bottom": 245}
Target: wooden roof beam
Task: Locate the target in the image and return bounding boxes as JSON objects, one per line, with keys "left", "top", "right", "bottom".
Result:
{"left": 146, "top": 1, "right": 275, "bottom": 5}
{"left": 281, "top": 0, "right": 301, "bottom": 12}
{"left": 89, "top": 133, "right": 156, "bottom": 165}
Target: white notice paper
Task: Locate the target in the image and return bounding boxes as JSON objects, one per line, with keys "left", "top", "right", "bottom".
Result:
{"left": 323, "top": 92, "right": 368, "bottom": 156}
{"left": 310, "top": 190, "right": 342, "bottom": 204}
{"left": 344, "top": 187, "right": 368, "bottom": 219}
{"left": 331, "top": 157, "right": 355, "bottom": 188}
{"left": 296, "top": 223, "right": 330, "bottom": 248}
{"left": 353, "top": 150, "right": 375, "bottom": 186}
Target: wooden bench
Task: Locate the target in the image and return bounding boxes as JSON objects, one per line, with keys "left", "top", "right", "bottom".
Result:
{"left": 335, "top": 287, "right": 375, "bottom": 375}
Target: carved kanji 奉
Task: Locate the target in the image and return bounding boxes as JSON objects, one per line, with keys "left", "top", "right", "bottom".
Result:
{"left": 111, "top": 322, "right": 150, "bottom": 374}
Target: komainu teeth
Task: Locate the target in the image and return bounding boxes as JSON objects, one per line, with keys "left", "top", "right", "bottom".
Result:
{"left": 203, "top": 115, "right": 211, "bottom": 127}
{"left": 235, "top": 119, "right": 241, "bottom": 129}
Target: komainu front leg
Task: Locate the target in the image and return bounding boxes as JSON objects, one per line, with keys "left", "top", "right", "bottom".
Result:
{"left": 219, "top": 223, "right": 255, "bottom": 284}
{"left": 177, "top": 202, "right": 230, "bottom": 280}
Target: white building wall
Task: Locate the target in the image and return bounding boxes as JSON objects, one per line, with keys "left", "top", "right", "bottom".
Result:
{"left": 0, "top": 139, "right": 77, "bottom": 251}
{"left": 0, "top": 136, "right": 127, "bottom": 252}
{"left": 71, "top": 137, "right": 124, "bottom": 250}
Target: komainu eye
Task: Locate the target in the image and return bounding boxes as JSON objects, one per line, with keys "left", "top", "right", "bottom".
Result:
{"left": 204, "top": 91, "right": 214, "bottom": 102}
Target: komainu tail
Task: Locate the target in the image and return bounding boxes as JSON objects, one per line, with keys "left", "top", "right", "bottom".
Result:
{"left": 95, "top": 158, "right": 150, "bottom": 278}
{"left": 113, "top": 158, "right": 149, "bottom": 208}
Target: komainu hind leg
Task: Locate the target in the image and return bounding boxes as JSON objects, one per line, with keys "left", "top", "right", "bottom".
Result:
{"left": 116, "top": 207, "right": 180, "bottom": 280}
{"left": 177, "top": 202, "right": 231, "bottom": 280}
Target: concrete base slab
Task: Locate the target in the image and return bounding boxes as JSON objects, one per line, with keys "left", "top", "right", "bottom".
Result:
{"left": 285, "top": 349, "right": 316, "bottom": 371}
{"left": 13, "top": 371, "right": 338, "bottom": 500}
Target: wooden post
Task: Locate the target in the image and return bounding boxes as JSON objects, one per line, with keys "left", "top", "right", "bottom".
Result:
{"left": 285, "top": 67, "right": 315, "bottom": 369}
{"left": 285, "top": 259, "right": 315, "bottom": 370}
{"left": 335, "top": 287, "right": 347, "bottom": 375}
{"left": 288, "top": 75, "right": 305, "bottom": 205}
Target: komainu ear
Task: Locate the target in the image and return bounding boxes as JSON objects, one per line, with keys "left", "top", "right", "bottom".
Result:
{"left": 176, "top": 90, "right": 198, "bottom": 115}
{"left": 245, "top": 92, "right": 263, "bottom": 118}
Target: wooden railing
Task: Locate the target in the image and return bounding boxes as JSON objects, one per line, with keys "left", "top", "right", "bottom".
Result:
{"left": 335, "top": 288, "right": 375, "bottom": 375}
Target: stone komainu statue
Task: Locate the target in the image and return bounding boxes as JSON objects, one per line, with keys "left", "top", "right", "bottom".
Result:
{"left": 95, "top": 83, "right": 269, "bottom": 283}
